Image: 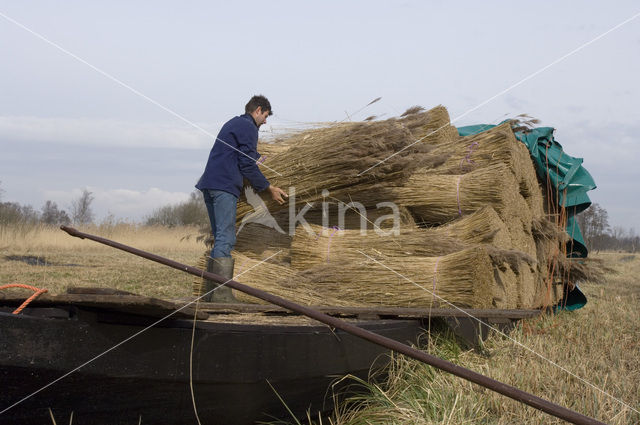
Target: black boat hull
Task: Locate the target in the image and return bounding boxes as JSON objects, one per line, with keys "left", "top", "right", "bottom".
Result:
{"left": 0, "top": 308, "right": 422, "bottom": 424}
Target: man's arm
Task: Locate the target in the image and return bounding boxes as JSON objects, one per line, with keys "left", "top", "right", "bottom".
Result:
{"left": 236, "top": 125, "right": 270, "bottom": 192}
{"left": 235, "top": 124, "right": 288, "bottom": 205}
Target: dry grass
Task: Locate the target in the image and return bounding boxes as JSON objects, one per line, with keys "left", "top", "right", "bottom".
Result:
{"left": 0, "top": 223, "right": 203, "bottom": 299}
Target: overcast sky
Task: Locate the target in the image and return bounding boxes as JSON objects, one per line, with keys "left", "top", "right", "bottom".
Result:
{"left": 1, "top": 1, "right": 639, "bottom": 229}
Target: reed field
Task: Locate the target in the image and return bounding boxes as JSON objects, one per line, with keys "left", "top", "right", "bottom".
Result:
{"left": 0, "top": 224, "right": 638, "bottom": 424}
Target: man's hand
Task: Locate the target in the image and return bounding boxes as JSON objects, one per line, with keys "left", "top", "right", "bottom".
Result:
{"left": 267, "top": 185, "right": 288, "bottom": 205}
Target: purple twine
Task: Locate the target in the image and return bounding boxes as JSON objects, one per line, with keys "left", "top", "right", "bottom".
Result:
{"left": 459, "top": 141, "right": 479, "bottom": 171}
{"left": 326, "top": 226, "right": 341, "bottom": 261}
{"left": 257, "top": 155, "right": 266, "bottom": 165}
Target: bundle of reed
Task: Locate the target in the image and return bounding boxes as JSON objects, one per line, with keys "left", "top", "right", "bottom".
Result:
{"left": 234, "top": 224, "right": 291, "bottom": 265}
{"left": 391, "top": 163, "right": 518, "bottom": 225}
{"left": 257, "top": 141, "right": 293, "bottom": 157}
{"left": 556, "top": 257, "right": 609, "bottom": 284}
{"left": 513, "top": 142, "right": 545, "bottom": 217}
{"left": 302, "top": 204, "right": 416, "bottom": 232}
{"left": 505, "top": 225, "right": 537, "bottom": 261}
{"left": 234, "top": 209, "right": 292, "bottom": 263}
{"left": 492, "top": 261, "right": 519, "bottom": 309}
{"left": 290, "top": 223, "right": 467, "bottom": 271}
{"left": 236, "top": 107, "right": 455, "bottom": 223}
{"left": 530, "top": 254, "right": 610, "bottom": 309}
{"left": 431, "top": 123, "right": 544, "bottom": 210}
{"left": 499, "top": 190, "right": 535, "bottom": 236}
{"left": 530, "top": 215, "right": 573, "bottom": 307}
{"left": 514, "top": 263, "right": 539, "bottom": 308}
{"left": 431, "top": 123, "right": 518, "bottom": 174}
{"left": 192, "top": 251, "right": 333, "bottom": 305}
{"left": 296, "top": 247, "right": 495, "bottom": 308}
{"left": 396, "top": 105, "right": 460, "bottom": 145}
{"left": 437, "top": 206, "right": 512, "bottom": 249}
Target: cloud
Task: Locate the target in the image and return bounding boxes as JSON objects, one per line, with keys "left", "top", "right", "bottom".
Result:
{"left": 42, "top": 187, "right": 192, "bottom": 221}
{"left": 0, "top": 116, "right": 221, "bottom": 149}
{"left": 555, "top": 120, "right": 640, "bottom": 168}
{"left": 0, "top": 115, "right": 301, "bottom": 148}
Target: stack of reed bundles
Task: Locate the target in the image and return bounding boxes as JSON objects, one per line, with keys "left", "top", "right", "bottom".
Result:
{"left": 291, "top": 222, "right": 535, "bottom": 309}
{"left": 196, "top": 105, "right": 577, "bottom": 310}
{"left": 235, "top": 106, "right": 455, "bottom": 223}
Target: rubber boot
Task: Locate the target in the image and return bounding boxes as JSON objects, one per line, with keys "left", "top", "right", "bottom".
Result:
{"left": 203, "top": 257, "right": 238, "bottom": 303}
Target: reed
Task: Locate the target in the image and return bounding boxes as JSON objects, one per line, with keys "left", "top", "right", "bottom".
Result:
{"left": 290, "top": 223, "right": 467, "bottom": 271}
{"left": 437, "top": 206, "right": 512, "bottom": 249}
{"left": 492, "top": 261, "right": 519, "bottom": 309}
{"left": 236, "top": 107, "right": 455, "bottom": 222}
{"left": 192, "top": 250, "right": 333, "bottom": 305}
{"left": 296, "top": 247, "right": 495, "bottom": 308}
{"left": 391, "top": 163, "right": 518, "bottom": 225}
{"left": 431, "top": 123, "right": 544, "bottom": 215}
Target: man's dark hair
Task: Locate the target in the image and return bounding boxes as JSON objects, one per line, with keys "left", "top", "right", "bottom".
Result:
{"left": 245, "top": 95, "right": 273, "bottom": 116}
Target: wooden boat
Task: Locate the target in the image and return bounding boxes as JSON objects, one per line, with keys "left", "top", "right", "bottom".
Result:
{"left": 0, "top": 288, "right": 539, "bottom": 424}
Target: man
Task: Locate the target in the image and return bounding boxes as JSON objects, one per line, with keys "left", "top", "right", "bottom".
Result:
{"left": 196, "top": 95, "right": 287, "bottom": 302}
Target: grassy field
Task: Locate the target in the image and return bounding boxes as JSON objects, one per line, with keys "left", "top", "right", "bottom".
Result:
{"left": 0, "top": 223, "right": 204, "bottom": 299}
{"left": 1, "top": 224, "right": 638, "bottom": 424}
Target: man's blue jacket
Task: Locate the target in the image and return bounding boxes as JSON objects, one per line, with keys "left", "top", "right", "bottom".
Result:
{"left": 195, "top": 114, "right": 270, "bottom": 197}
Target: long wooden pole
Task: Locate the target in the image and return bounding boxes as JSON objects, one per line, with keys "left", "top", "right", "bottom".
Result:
{"left": 60, "top": 226, "right": 607, "bottom": 425}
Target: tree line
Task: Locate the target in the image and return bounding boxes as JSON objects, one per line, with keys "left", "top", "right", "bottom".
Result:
{"left": 577, "top": 203, "right": 638, "bottom": 252}
{"left": 0, "top": 181, "right": 207, "bottom": 227}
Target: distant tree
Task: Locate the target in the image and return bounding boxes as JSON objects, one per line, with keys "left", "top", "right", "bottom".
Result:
{"left": 41, "top": 200, "right": 71, "bottom": 226}
{"left": 145, "top": 191, "right": 208, "bottom": 227}
{"left": 0, "top": 201, "right": 39, "bottom": 225}
{"left": 577, "top": 203, "right": 610, "bottom": 250}
{"left": 71, "top": 189, "right": 95, "bottom": 224}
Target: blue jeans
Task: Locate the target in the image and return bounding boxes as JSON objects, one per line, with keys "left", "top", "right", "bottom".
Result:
{"left": 202, "top": 189, "right": 238, "bottom": 258}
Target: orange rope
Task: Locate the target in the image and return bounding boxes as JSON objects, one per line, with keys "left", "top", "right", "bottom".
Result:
{"left": 0, "top": 283, "right": 48, "bottom": 314}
